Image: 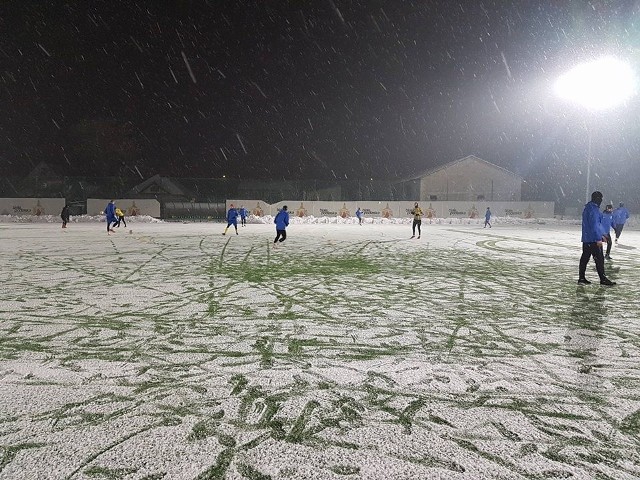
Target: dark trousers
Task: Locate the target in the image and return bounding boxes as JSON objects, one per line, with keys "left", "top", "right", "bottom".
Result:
{"left": 579, "top": 242, "right": 606, "bottom": 280}
{"left": 107, "top": 220, "right": 116, "bottom": 232}
{"left": 241, "top": 217, "right": 246, "bottom": 226}
{"left": 61, "top": 215, "right": 69, "bottom": 227}
{"left": 603, "top": 234, "right": 612, "bottom": 256}
{"left": 412, "top": 219, "right": 421, "bottom": 236}
{"left": 274, "top": 229, "right": 287, "bottom": 243}
{"left": 116, "top": 216, "right": 126, "bottom": 227}
{"left": 613, "top": 223, "right": 625, "bottom": 239}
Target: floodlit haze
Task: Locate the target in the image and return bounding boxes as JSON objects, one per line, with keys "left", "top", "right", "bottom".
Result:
{"left": 1, "top": 2, "right": 640, "bottom": 201}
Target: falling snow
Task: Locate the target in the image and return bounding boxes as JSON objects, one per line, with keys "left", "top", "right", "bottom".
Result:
{"left": 1, "top": 3, "right": 639, "bottom": 213}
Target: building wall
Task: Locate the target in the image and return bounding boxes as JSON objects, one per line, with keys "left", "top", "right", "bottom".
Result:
{"left": 419, "top": 158, "right": 522, "bottom": 201}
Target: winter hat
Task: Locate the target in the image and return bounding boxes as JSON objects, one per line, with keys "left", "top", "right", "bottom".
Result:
{"left": 591, "top": 191, "right": 603, "bottom": 206}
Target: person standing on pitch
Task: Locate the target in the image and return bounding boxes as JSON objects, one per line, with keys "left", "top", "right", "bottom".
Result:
{"left": 273, "top": 205, "right": 289, "bottom": 247}
{"left": 223, "top": 204, "right": 239, "bottom": 235}
{"left": 115, "top": 207, "right": 127, "bottom": 228}
{"left": 105, "top": 200, "right": 117, "bottom": 234}
{"left": 578, "top": 191, "right": 615, "bottom": 286}
{"left": 410, "top": 202, "right": 423, "bottom": 238}
{"left": 239, "top": 205, "right": 248, "bottom": 227}
{"left": 612, "top": 202, "right": 630, "bottom": 243}
{"left": 601, "top": 204, "right": 614, "bottom": 260}
{"left": 356, "top": 207, "right": 364, "bottom": 225}
{"left": 61, "top": 205, "right": 70, "bottom": 229}
{"left": 484, "top": 207, "right": 492, "bottom": 228}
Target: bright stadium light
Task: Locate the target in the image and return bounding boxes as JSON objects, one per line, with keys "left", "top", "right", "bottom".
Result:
{"left": 554, "top": 57, "right": 637, "bottom": 111}
{"left": 554, "top": 57, "right": 637, "bottom": 202}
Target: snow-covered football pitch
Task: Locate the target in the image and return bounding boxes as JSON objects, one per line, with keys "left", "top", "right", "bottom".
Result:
{"left": 1, "top": 219, "right": 639, "bottom": 479}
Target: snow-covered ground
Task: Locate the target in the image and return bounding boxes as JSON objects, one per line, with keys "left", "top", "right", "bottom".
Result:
{"left": 1, "top": 220, "right": 639, "bottom": 479}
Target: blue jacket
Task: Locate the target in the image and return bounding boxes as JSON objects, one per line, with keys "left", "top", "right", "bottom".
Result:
{"left": 105, "top": 202, "right": 116, "bottom": 222}
{"left": 226, "top": 208, "right": 239, "bottom": 223}
{"left": 485, "top": 209, "right": 491, "bottom": 220}
{"left": 601, "top": 210, "right": 614, "bottom": 233}
{"left": 582, "top": 201, "right": 605, "bottom": 243}
{"left": 239, "top": 207, "right": 247, "bottom": 218}
{"left": 274, "top": 210, "right": 289, "bottom": 230}
{"left": 356, "top": 209, "right": 363, "bottom": 218}
{"left": 613, "top": 206, "right": 629, "bottom": 225}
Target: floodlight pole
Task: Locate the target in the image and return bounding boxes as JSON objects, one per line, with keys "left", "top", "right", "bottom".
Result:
{"left": 585, "top": 121, "right": 592, "bottom": 204}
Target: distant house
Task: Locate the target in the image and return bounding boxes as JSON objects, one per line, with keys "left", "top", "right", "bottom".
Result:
{"left": 127, "top": 174, "right": 191, "bottom": 202}
{"left": 397, "top": 155, "right": 523, "bottom": 202}
{"left": 21, "top": 162, "right": 63, "bottom": 197}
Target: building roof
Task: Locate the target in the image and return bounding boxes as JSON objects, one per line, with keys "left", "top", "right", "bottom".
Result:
{"left": 24, "top": 162, "right": 61, "bottom": 181}
{"left": 402, "top": 155, "right": 522, "bottom": 182}
{"left": 127, "top": 174, "right": 189, "bottom": 196}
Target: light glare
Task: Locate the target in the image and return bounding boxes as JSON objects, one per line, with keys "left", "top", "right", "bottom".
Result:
{"left": 554, "top": 57, "right": 637, "bottom": 110}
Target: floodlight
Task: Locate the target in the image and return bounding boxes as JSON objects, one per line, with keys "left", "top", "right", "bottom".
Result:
{"left": 554, "top": 57, "right": 637, "bottom": 111}
{"left": 554, "top": 57, "right": 637, "bottom": 202}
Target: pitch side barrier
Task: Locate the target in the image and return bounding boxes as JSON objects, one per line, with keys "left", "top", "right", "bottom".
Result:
{"left": 0, "top": 198, "right": 65, "bottom": 216}
{"left": 225, "top": 200, "right": 555, "bottom": 220}
{"left": 0, "top": 198, "right": 557, "bottom": 221}
{"left": 163, "top": 202, "right": 227, "bottom": 221}
{"left": 87, "top": 199, "right": 161, "bottom": 217}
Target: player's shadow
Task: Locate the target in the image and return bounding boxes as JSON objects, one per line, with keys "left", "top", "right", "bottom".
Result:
{"left": 564, "top": 286, "right": 607, "bottom": 390}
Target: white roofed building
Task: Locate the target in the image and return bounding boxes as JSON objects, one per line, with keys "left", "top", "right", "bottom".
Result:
{"left": 396, "top": 155, "right": 523, "bottom": 202}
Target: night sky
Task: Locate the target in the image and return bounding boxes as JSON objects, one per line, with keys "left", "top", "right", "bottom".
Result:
{"left": 1, "top": 1, "right": 640, "bottom": 202}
